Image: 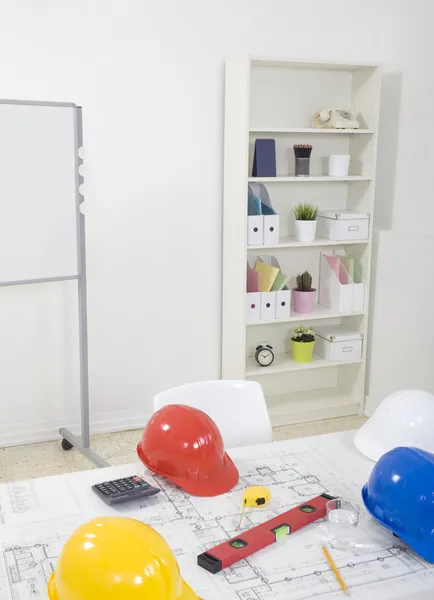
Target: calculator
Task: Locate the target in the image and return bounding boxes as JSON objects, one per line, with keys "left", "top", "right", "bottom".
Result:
{"left": 92, "top": 476, "right": 161, "bottom": 505}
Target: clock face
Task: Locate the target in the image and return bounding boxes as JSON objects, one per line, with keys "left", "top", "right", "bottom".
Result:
{"left": 257, "top": 348, "right": 273, "bottom": 366}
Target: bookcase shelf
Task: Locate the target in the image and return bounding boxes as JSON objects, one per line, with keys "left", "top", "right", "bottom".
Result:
{"left": 247, "top": 236, "right": 370, "bottom": 250}
{"left": 222, "top": 57, "right": 381, "bottom": 426}
{"left": 246, "top": 305, "right": 365, "bottom": 326}
{"left": 248, "top": 176, "right": 371, "bottom": 183}
{"left": 250, "top": 128, "right": 374, "bottom": 135}
{"left": 246, "top": 353, "right": 364, "bottom": 376}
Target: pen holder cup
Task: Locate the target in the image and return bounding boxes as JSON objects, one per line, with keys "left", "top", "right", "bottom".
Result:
{"left": 295, "top": 157, "right": 310, "bottom": 177}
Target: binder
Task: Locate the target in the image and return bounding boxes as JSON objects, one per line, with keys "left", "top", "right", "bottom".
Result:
{"left": 260, "top": 292, "right": 276, "bottom": 321}
{"left": 275, "top": 288, "right": 291, "bottom": 319}
{"left": 246, "top": 292, "right": 261, "bottom": 324}
{"left": 247, "top": 215, "right": 264, "bottom": 245}
{"left": 263, "top": 215, "right": 279, "bottom": 245}
{"left": 248, "top": 184, "right": 279, "bottom": 246}
{"left": 252, "top": 139, "right": 276, "bottom": 177}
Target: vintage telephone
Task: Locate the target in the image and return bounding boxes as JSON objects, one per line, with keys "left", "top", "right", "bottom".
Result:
{"left": 314, "top": 109, "right": 360, "bottom": 129}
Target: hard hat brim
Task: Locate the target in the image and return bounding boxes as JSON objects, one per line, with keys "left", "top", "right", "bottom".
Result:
{"left": 362, "top": 484, "right": 434, "bottom": 563}
{"left": 170, "top": 452, "right": 239, "bottom": 497}
{"left": 137, "top": 437, "right": 239, "bottom": 497}
{"left": 181, "top": 578, "right": 202, "bottom": 599}
{"left": 354, "top": 423, "right": 387, "bottom": 462}
{"left": 47, "top": 573, "right": 58, "bottom": 600}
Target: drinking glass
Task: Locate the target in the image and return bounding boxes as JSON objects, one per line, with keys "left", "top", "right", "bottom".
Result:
{"left": 326, "top": 498, "right": 359, "bottom": 550}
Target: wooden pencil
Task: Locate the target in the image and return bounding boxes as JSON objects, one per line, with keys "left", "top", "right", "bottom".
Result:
{"left": 322, "top": 545, "right": 349, "bottom": 596}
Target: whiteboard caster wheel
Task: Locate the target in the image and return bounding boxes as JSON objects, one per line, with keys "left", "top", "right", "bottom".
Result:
{"left": 61, "top": 439, "right": 73, "bottom": 451}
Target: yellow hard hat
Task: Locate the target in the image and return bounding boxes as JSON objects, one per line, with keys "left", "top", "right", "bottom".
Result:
{"left": 48, "top": 517, "right": 201, "bottom": 600}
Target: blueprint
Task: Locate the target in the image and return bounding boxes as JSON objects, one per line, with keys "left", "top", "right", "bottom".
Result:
{"left": 0, "top": 435, "right": 433, "bottom": 599}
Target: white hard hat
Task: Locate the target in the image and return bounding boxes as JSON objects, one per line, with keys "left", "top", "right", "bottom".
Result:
{"left": 354, "top": 389, "right": 434, "bottom": 462}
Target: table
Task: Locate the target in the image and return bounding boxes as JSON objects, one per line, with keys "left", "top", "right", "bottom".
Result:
{"left": 0, "top": 430, "right": 432, "bottom": 600}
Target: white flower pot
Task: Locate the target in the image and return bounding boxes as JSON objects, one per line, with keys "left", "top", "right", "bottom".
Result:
{"left": 329, "top": 154, "right": 351, "bottom": 177}
{"left": 294, "top": 220, "right": 317, "bottom": 242}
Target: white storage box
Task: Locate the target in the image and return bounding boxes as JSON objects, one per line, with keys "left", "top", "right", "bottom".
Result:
{"left": 317, "top": 210, "right": 370, "bottom": 241}
{"left": 315, "top": 325, "right": 363, "bottom": 362}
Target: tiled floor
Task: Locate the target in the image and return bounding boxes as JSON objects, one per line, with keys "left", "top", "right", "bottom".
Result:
{"left": 0, "top": 415, "right": 366, "bottom": 483}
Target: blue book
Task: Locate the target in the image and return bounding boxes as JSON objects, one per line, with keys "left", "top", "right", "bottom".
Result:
{"left": 252, "top": 139, "right": 276, "bottom": 177}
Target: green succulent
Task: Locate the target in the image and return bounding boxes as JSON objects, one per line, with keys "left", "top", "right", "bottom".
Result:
{"left": 293, "top": 203, "right": 319, "bottom": 221}
{"left": 292, "top": 325, "right": 315, "bottom": 343}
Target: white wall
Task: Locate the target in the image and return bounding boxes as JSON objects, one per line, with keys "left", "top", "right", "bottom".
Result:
{"left": 365, "top": 231, "right": 434, "bottom": 415}
{"left": 0, "top": 0, "right": 432, "bottom": 445}
{"left": 365, "top": 2, "right": 434, "bottom": 411}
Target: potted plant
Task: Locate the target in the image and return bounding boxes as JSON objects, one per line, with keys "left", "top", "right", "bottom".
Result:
{"left": 293, "top": 202, "right": 319, "bottom": 242}
{"left": 293, "top": 271, "right": 316, "bottom": 313}
{"left": 291, "top": 325, "right": 315, "bottom": 363}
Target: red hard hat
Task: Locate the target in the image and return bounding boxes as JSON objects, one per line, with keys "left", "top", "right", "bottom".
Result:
{"left": 137, "top": 404, "right": 239, "bottom": 497}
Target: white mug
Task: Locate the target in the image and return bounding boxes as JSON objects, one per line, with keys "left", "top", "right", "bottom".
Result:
{"left": 329, "top": 154, "right": 351, "bottom": 177}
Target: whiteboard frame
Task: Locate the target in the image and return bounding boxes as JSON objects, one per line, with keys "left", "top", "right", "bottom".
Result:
{"left": 0, "top": 100, "right": 107, "bottom": 467}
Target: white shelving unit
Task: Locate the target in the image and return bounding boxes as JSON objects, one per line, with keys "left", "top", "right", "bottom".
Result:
{"left": 222, "top": 57, "right": 381, "bottom": 426}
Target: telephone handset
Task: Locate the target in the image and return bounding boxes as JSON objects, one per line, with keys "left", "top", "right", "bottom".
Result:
{"left": 314, "top": 109, "right": 360, "bottom": 130}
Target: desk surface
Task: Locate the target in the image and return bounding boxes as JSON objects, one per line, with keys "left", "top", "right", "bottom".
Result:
{"left": 0, "top": 430, "right": 431, "bottom": 600}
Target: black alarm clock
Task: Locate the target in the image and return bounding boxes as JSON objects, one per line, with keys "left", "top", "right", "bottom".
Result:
{"left": 255, "top": 343, "right": 274, "bottom": 367}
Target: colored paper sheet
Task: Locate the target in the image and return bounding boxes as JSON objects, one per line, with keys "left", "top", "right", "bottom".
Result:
{"left": 247, "top": 265, "right": 260, "bottom": 293}
{"left": 272, "top": 271, "right": 289, "bottom": 291}
{"left": 340, "top": 256, "right": 355, "bottom": 280}
{"left": 248, "top": 188, "right": 262, "bottom": 216}
{"left": 255, "top": 261, "right": 279, "bottom": 292}
{"left": 353, "top": 263, "right": 363, "bottom": 284}
{"left": 250, "top": 183, "right": 277, "bottom": 215}
{"left": 339, "top": 263, "right": 350, "bottom": 285}
{"left": 325, "top": 255, "right": 340, "bottom": 278}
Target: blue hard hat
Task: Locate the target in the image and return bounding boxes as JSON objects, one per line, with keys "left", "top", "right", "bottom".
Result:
{"left": 362, "top": 446, "right": 434, "bottom": 562}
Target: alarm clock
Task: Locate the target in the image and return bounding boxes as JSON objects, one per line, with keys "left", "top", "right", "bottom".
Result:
{"left": 255, "top": 343, "right": 274, "bottom": 367}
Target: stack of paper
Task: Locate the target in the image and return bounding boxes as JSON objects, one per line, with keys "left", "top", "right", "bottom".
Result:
{"left": 248, "top": 184, "right": 277, "bottom": 217}
{"left": 247, "top": 257, "right": 290, "bottom": 293}
{"left": 246, "top": 256, "right": 292, "bottom": 323}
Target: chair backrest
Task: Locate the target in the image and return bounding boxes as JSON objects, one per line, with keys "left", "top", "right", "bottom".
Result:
{"left": 153, "top": 380, "right": 272, "bottom": 449}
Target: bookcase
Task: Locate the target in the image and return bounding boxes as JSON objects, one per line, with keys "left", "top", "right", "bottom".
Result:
{"left": 222, "top": 57, "right": 381, "bottom": 425}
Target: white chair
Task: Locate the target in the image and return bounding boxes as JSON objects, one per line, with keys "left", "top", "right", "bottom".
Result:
{"left": 153, "top": 380, "right": 273, "bottom": 449}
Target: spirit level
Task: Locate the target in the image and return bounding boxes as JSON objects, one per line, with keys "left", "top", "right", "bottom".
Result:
{"left": 198, "top": 492, "right": 334, "bottom": 573}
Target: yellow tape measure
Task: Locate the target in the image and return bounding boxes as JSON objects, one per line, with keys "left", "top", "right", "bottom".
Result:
{"left": 238, "top": 486, "right": 271, "bottom": 529}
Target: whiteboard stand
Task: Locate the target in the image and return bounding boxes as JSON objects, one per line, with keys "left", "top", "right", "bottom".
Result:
{"left": 0, "top": 99, "right": 108, "bottom": 468}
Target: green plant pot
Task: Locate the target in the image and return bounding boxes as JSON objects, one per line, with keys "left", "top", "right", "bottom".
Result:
{"left": 291, "top": 340, "right": 315, "bottom": 363}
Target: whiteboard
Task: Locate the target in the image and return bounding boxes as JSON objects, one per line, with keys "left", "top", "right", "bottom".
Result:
{"left": 0, "top": 102, "right": 79, "bottom": 283}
